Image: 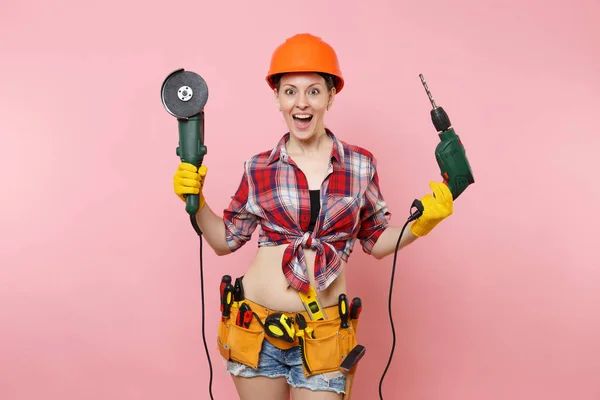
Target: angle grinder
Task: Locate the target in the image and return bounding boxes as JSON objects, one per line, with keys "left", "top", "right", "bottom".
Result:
{"left": 160, "top": 68, "right": 209, "bottom": 215}
{"left": 160, "top": 68, "right": 214, "bottom": 399}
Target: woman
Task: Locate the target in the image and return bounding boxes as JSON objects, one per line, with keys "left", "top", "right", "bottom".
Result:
{"left": 173, "top": 33, "right": 454, "bottom": 400}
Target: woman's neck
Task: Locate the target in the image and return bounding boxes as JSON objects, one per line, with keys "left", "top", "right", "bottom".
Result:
{"left": 287, "top": 129, "right": 331, "bottom": 157}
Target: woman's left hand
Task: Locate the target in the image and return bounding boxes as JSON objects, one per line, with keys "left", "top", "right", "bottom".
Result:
{"left": 409, "top": 181, "right": 454, "bottom": 237}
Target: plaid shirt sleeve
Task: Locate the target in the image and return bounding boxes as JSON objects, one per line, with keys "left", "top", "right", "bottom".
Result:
{"left": 222, "top": 162, "right": 259, "bottom": 252}
{"left": 357, "top": 159, "right": 391, "bottom": 254}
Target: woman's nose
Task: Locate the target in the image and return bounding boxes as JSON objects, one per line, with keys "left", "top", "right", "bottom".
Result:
{"left": 296, "top": 93, "right": 308, "bottom": 108}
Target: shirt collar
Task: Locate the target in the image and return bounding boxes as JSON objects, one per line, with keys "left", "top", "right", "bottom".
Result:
{"left": 266, "top": 129, "right": 345, "bottom": 169}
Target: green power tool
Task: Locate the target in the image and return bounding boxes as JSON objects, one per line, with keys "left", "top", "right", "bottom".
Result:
{"left": 160, "top": 68, "right": 215, "bottom": 400}
{"left": 419, "top": 74, "right": 474, "bottom": 199}
{"left": 160, "top": 68, "right": 209, "bottom": 215}
{"left": 380, "top": 74, "right": 475, "bottom": 400}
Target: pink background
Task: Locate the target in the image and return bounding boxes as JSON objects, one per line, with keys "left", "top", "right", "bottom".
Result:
{"left": 1, "top": 0, "right": 599, "bottom": 399}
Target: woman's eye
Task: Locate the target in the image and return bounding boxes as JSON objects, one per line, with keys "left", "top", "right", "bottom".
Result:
{"left": 310, "top": 89, "right": 319, "bottom": 95}
{"left": 286, "top": 89, "right": 294, "bottom": 95}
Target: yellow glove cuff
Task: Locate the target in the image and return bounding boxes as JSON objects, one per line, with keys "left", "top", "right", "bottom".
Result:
{"left": 410, "top": 217, "right": 437, "bottom": 237}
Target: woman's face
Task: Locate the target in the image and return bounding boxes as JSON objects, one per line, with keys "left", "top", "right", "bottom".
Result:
{"left": 275, "top": 72, "right": 335, "bottom": 141}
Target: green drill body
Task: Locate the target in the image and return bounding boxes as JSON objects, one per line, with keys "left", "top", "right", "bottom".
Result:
{"left": 431, "top": 108, "right": 474, "bottom": 200}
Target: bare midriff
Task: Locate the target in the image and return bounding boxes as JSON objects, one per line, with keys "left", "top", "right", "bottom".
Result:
{"left": 240, "top": 244, "right": 347, "bottom": 313}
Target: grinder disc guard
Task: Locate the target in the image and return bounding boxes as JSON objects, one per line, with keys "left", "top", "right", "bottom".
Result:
{"left": 161, "top": 69, "right": 209, "bottom": 118}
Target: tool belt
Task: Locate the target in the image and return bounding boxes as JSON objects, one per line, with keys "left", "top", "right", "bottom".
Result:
{"left": 216, "top": 276, "right": 362, "bottom": 378}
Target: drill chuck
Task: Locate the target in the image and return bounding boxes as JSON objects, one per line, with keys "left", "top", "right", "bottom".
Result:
{"left": 430, "top": 107, "right": 451, "bottom": 133}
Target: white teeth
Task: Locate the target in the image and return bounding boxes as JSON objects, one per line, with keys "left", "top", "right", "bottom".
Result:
{"left": 294, "top": 114, "right": 312, "bottom": 119}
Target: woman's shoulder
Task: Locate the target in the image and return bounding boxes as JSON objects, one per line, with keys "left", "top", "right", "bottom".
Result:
{"left": 337, "top": 137, "right": 378, "bottom": 166}
{"left": 243, "top": 148, "right": 277, "bottom": 168}
{"left": 241, "top": 132, "right": 290, "bottom": 170}
{"left": 327, "top": 129, "right": 376, "bottom": 162}
{"left": 237, "top": 149, "right": 281, "bottom": 176}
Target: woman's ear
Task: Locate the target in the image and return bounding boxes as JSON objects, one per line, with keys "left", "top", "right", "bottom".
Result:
{"left": 274, "top": 89, "right": 281, "bottom": 111}
{"left": 327, "top": 88, "right": 336, "bottom": 110}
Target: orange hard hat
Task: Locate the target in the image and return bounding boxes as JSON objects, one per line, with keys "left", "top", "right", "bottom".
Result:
{"left": 266, "top": 33, "right": 345, "bottom": 93}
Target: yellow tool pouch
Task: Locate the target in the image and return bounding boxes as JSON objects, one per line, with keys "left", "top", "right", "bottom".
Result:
{"left": 300, "top": 307, "right": 359, "bottom": 376}
{"left": 216, "top": 302, "right": 266, "bottom": 370}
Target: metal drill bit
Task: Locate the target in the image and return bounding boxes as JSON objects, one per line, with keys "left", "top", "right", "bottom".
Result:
{"left": 419, "top": 74, "right": 437, "bottom": 109}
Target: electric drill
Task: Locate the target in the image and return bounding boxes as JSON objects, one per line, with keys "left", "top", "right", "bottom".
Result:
{"left": 380, "top": 75, "right": 476, "bottom": 400}
{"left": 419, "top": 74, "right": 474, "bottom": 199}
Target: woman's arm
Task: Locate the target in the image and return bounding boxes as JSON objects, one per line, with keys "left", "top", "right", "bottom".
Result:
{"left": 174, "top": 162, "right": 255, "bottom": 257}
{"left": 194, "top": 203, "right": 232, "bottom": 256}
{"left": 369, "top": 225, "right": 419, "bottom": 260}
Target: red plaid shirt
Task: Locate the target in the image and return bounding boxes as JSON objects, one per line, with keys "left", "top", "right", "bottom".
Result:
{"left": 223, "top": 129, "right": 391, "bottom": 293}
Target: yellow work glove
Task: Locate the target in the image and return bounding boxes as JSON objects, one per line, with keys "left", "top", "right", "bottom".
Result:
{"left": 410, "top": 181, "right": 453, "bottom": 237}
{"left": 173, "top": 163, "right": 207, "bottom": 211}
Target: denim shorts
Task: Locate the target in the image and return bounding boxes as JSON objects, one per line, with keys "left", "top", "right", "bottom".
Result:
{"left": 224, "top": 338, "right": 347, "bottom": 394}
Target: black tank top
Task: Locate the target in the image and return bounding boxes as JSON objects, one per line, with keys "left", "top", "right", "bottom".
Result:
{"left": 308, "top": 190, "right": 320, "bottom": 232}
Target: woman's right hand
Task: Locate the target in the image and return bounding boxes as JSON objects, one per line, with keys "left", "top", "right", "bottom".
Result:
{"left": 173, "top": 163, "right": 207, "bottom": 210}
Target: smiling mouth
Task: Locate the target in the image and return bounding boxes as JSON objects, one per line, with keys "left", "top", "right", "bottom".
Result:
{"left": 293, "top": 113, "right": 313, "bottom": 123}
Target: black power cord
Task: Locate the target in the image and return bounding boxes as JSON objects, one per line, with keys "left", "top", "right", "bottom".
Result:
{"left": 378, "top": 199, "right": 424, "bottom": 400}
{"left": 189, "top": 214, "right": 214, "bottom": 400}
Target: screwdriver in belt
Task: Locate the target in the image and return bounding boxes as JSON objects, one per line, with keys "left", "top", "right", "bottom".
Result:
{"left": 233, "top": 277, "right": 244, "bottom": 302}
{"left": 220, "top": 275, "right": 232, "bottom": 312}
{"left": 338, "top": 294, "right": 349, "bottom": 329}
{"left": 221, "top": 283, "right": 234, "bottom": 321}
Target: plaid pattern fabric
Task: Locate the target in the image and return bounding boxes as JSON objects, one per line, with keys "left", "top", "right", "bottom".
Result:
{"left": 223, "top": 129, "right": 391, "bottom": 293}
